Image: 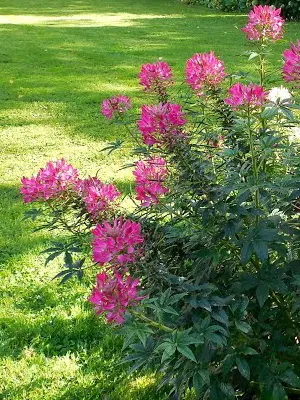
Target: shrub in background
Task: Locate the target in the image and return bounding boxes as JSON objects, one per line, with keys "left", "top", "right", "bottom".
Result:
{"left": 182, "top": 0, "right": 299, "bottom": 20}
{"left": 22, "top": 6, "right": 300, "bottom": 399}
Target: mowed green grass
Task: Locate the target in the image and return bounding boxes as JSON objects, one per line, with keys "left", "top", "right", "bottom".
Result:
{"left": 0, "top": 0, "right": 299, "bottom": 398}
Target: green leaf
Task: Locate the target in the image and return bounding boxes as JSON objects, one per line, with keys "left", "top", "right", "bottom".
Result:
{"left": 241, "top": 347, "right": 258, "bottom": 355}
{"left": 177, "top": 345, "right": 197, "bottom": 362}
{"left": 272, "top": 383, "right": 287, "bottom": 400}
{"left": 212, "top": 310, "right": 228, "bottom": 326}
{"left": 280, "top": 107, "right": 295, "bottom": 121}
{"left": 52, "top": 269, "right": 72, "bottom": 280}
{"left": 162, "top": 305, "right": 179, "bottom": 315}
{"left": 236, "top": 357, "right": 250, "bottom": 380}
{"left": 45, "top": 251, "right": 63, "bottom": 266}
{"left": 222, "top": 355, "right": 236, "bottom": 376}
{"left": 248, "top": 51, "right": 259, "bottom": 60}
{"left": 261, "top": 107, "right": 277, "bottom": 120}
{"left": 193, "top": 370, "right": 210, "bottom": 392}
{"left": 64, "top": 251, "right": 73, "bottom": 267}
{"left": 253, "top": 241, "right": 268, "bottom": 262}
{"left": 256, "top": 284, "right": 269, "bottom": 307}
{"left": 59, "top": 271, "right": 75, "bottom": 284}
{"left": 209, "top": 333, "right": 227, "bottom": 346}
{"left": 241, "top": 242, "right": 253, "bottom": 264}
{"left": 235, "top": 320, "right": 252, "bottom": 334}
{"left": 101, "top": 139, "right": 124, "bottom": 154}
{"left": 161, "top": 344, "right": 176, "bottom": 363}
{"left": 193, "top": 372, "right": 205, "bottom": 395}
{"left": 279, "top": 370, "right": 300, "bottom": 388}
{"left": 136, "top": 330, "right": 148, "bottom": 347}
{"left": 23, "top": 208, "right": 43, "bottom": 221}
{"left": 220, "top": 382, "right": 235, "bottom": 399}
{"left": 168, "top": 293, "right": 187, "bottom": 305}
{"left": 197, "top": 299, "right": 212, "bottom": 311}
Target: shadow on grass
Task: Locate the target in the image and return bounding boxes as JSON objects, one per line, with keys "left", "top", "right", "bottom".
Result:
{"left": 0, "top": 185, "right": 50, "bottom": 267}
{"left": 1, "top": 7, "right": 296, "bottom": 143}
{"left": 0, "top": 303, "right": 118, "bottom": 358}
{"left": 0, "top": 1, "right": 255, "bottom": 144}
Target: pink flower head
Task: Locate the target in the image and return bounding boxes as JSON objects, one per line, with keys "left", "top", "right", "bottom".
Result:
{"left": 75, "top": 177, "right": 120, "bottom": 218}
{"left": 137, "top": 103, "right": 186, "bottom": 147}
{"left": 138, "top": 61, "right": 173, "bottom": 95}
{"left": 20, "top": 159, "right": 79, "bottom": 203}
{"left": 133, "top": 157, "right": 169, "bottom": 207}
{"left": 92, "top": 218, "right": 144, "bottom": 266}
{"left": 224, "top": 83, "right": 268, "bottom": 110}
{"left": 185, "top": 51, "right": 226, "bottom": 95}
{"left": 89, "top": 271, "right": 143, "bottom": 324}
{"left": 101, "top": 95, "right": 131, "bottom": 119}
{"left": 282, "top": 40, "right": 300, "bottom": 84}
{"left": 242, "top": 5, "right": 284, "bottom": 42}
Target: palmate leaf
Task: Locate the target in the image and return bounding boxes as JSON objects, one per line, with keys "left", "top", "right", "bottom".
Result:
{"left": 101, "top": 139, "right": 124, "bottom": 154}
{"left": 23, "top": 208, "right": 43, "bottom": 221}
{"left": 256, "top": 283, "right": 269, "bottom": 308}
{"left": 45, "top": 251, "right": 64, "bottom": 266}
{"left": 177, "top": 345, "right": 196, "bottom": 362}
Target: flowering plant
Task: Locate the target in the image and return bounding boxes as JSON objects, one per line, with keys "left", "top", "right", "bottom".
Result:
{"left": 22, "top": 6, "right": 300, "bottom": 399}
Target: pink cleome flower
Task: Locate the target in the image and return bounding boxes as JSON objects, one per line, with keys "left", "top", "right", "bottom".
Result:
{"left": 89, "top": 271, "right": 143, "bottom": 324}
{"left": 242, "top": 5, "right": 284, "bottom": 42}
{"left": 224, "top": 83, "right": 268, "bottom": 110}
{"left": 75, "top": 177, "right": 120, "bottom": 218}
{"left": 185, "top": 51, "right": 226, "bottom": 95}
{"left": 101, "top": 95, "right": 132, "bottom": 119}
{"left": 92, "top": 218, "right": 144, "bottom": 266}
{"left": 282, "top": 40, "right": 300, "bottom": 84}
{"left": 138, "top": 61, "right": 173, "bottom": 95}
{"left": 133, "top": 157, "right": 169, "bottom": 207}
{"left": 137, "top": 103, "right": 186, "bottom": 147}
{"left": 20, "top": 159, "right": 79, "bottom": 203}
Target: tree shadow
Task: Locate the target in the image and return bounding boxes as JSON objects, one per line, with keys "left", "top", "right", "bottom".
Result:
{"left": 1, "top": 6, "right": 297, "bottom": 144}
{"left": 0, "top": 185, "right": 50, "bottom": 267}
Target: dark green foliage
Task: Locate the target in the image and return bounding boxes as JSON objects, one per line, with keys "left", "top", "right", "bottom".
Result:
{"left": 184, "top": 0, "right": 300, "bottom": 19}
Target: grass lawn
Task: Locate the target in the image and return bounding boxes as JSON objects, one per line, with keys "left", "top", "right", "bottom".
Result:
{"left": 0, "top": 0, "right": 299, "bottom": 398}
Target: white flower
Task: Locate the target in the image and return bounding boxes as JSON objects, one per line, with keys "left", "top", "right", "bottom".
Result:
{"left": 267, "top": 86, "right": 292, "bottom": 105}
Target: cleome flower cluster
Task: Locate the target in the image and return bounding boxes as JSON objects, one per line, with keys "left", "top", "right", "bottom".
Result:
{"left": 138, "top": 61, "right": 173, "bottom": 98}
{"left": 21, "top": 160, "right": 120, "bottom": 219}
{"left": 241, "top": 5, "right": 284, "bottom": 42}
{"left": 20, "top": 159, "right": 79, "bottom": 203}
{"left": 22, "top": 5, "right": 299, "bottom": 328}
{"left": 133, "top": 157, "right": 169, "bottom": 207}
{"left": 137, "top": 103, "right": 186, "bottom": 147}
{"left": 282, "top": 40, "right": 300, "bottom": 85}
{"left": 185, "top": 51, "right": 226, "bottom": 96}
{"left": 88, "top": 271, "right": 144, "bottom": 324}
{"left": 225, "top": 83, "right": 268, "bottom": 110}
{"left": 92, "top": 218, "right": 144, "bottom": 267}
{"left": 21, "top": 160, "right": 145, "bottom": 324}
{"left": 101, "top": 95, "right": 132, "bottom": 120}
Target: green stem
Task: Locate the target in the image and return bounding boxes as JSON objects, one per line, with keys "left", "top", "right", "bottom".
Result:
{"left": 47, "top": 202, "right": 79, "bottom": 235}
{"left": 130, "top": 310, "right": 173, "bottom": 333}
{"left": 247, "top": 110, "right": 259, "bottom": 220}
{"left": 122, "top": 120, "right": 141, "bottom": 147}
{"left": 259, "top": 52, "right": 266, "bottom": 87}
